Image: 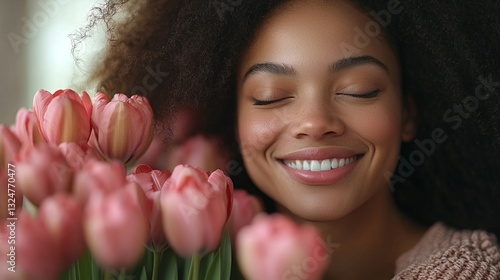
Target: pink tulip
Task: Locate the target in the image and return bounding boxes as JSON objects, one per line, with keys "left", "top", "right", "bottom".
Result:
{"left": 38, "top": 194, "right": 86, "bottom": 267}
{"left": 59, "top": 142, "right": 99, "bottom": 170}
{"left": 33, "top": 89, "right": 92, "bottom": 146}
{"left": 12, "top": 108, "right": 44, "bottom": 146}
{"left": 165, "top": 135, "right": 230, "bottom": 173}
{"left": 227, "top": 189, "right": 265, "bottom": 243}
{"left": 0, "top": 212, "right": 64, "bottom": 280}
{"left": 84, "top": 183, "right": 149, "bottom": 269}
{"left": 73, "top": 159, "right": 127, "bottom": 204}
{"left": 128, "top": 164, "right": 171, "bottom": 250}
{"left": 161, "top": 165, "right": 233, "bottom": 256}
{"left": 91, "top": 93, "right": 154, "bottom": 164}
{"left": 15, "top": 145, "right": 73, "bottom": 206}
{"left": 236, "top": 214, "right": 330, "bottom": 280}
{"left": 0, "top": 125, "right": 22, "bottom": 168}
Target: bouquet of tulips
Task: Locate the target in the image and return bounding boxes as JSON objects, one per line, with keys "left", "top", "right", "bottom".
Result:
{"left": 0, "top": 89, "right": 332, "bottom": 280}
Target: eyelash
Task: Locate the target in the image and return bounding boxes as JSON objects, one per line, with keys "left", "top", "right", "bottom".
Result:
{"left": 252, "top": 89, "right": 380, "bottom": 106}
{"left": 339, "top": 89, "right": 380, "bottom": 98}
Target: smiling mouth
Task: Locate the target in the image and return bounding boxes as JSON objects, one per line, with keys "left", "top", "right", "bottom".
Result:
{"left": 282, "top": 156, "right": 358, "bottom": 172}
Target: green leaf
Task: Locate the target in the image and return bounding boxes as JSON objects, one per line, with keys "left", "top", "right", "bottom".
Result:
{"left": 140, "top": 267, "right": 148, "bottom": 280}
{"left": 219, "top": 230, "right": 232, "bottom": 280}
{"left": 159, "top": 248, "right": 179, "bottom": 280}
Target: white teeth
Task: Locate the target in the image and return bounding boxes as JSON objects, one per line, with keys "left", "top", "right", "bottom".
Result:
{"left": 283, "top": 156, "right": 357, "bottom": 172}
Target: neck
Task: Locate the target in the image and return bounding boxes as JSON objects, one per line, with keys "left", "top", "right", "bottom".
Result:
{"left": 280, "top": 190, "right": 427, "bottom": 280}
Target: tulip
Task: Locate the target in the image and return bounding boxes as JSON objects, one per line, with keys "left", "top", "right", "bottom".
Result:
{"left": 91, "top": 93, "right": 154, "bottom": 164}
{"left": 59, "top": 142, "right": 99, "bottom": 170}
{"left": 128, "top": 164, "right": 171, "bottom": 250}
{"left": 12, "top": 108, "right": 44, "bottom": 146}
{"left": 161, "top": 165, "right": 233, "bottom": 256}
{"left": 73, "top": 159, "right": 128, "bottom": 204}
{"left": 227, "top": 189, "right": 265, "bottom": 243}
{"left": 165, "top": 134, "right": 230, "bottom": 173}
{"left": 33, "top": 89, "right": 92, "bottom": 146}
{"left": 38, "top": 194, "right": 86, "bottom": 267}
{"left": 84, "top": 183, "right": 149, "bottom": 269}
{"left": 236, "top": 214, "right": 330, "bottom": 280}
{"left": 0, "top": 212, "right": 64, "bottom": 280}
{"left": 15, "top": 145, "right": 73, "bottom": 206}
{"left": 0, "top": 125, "right": 22, "bottom": 168}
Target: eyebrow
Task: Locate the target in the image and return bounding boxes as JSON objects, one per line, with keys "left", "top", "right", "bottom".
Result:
{"left": 242, "top": 55, "right": 388, "bottom": 81}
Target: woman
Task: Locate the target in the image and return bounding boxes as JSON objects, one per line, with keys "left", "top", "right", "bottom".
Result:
{"left": 79, "top": 0, "right": 500, "bottom": 278}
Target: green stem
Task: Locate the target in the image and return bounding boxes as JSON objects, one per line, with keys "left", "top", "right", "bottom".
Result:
{"left": 188, "top": 254, "right": 200, "bottom": 280}
{"left": 103, "top": 270, "right": 112, "bottom": 280}
{"left": 152, "top": 250, "right": 161, "bottom": 280}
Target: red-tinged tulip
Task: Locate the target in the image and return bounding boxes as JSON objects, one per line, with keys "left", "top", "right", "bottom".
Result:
{"left": 0, "top": 169, "right": 23, "bottom": 221}
{"left": 0, "top": 125, "right": 22, "bottom": 168}
{"left": 236, "top": 214, "right": 330, "bottom": 280}
{"left": 91, "top": 93, "right": 154, "bottom": 164}
{"left": 0, "top": 212, "right": 64, "bottom": 280}
{"left": 128, "top": 164, "right": 171, "bottom": 250}
{"left": 84, "top": 183, "right": 149, "bottom": 269}
{"left": 59, "top": 142, "right": 99, "bottom": 170}
{"left": 15, "top": 145, "right": 73, "bottom": 206}
{"left": 33, "top": 89, "right": 92, "bottom": 146}
{"left": 161, "top": 165, "right": 233, "bottom": 256}
{"left": 228, "top": 189, "right": 265, "bottom": 242}
{"left": 165, "top": 135, "right": 230, "bottom": 172}
{"left": 73, "top": 159, "right": 127, "bottom": 204}
{"left": 38, "top": 194, "right": 86, "bottom": 267}
{"left": 12, "top": 108, "right": 44, "bottom": 146}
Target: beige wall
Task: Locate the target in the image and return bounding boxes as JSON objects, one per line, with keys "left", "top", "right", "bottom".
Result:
{"left": 0, "top": 0, "right": 103, "bottom": 125}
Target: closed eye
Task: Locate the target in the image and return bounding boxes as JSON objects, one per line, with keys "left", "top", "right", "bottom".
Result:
{"left": 252, "top": 97, "right": 292, "bottom": 106}
{"left": 338, "top": 89, "right": 380, "bottom": 98}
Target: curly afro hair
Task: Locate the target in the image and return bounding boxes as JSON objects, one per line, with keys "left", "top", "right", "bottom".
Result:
{"left": 76, "top": 0, "right": 500, "bottom": 238}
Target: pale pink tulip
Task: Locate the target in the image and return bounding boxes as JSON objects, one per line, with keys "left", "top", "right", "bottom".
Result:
{"left": 33, "top": 89, "right": 92, "bottom": 145}
{"left": 12, "top": 108, "right": 44, "bottom": 146}
{"left": 38, "top": 194, "right": 86, "bottom": 267}
{"left": 15, "top": 145, "right": 73, "bottom": 206}
{"left": 128, "top": 164, "right": 171, "bottom": 250}
{"left": 161, "top": 165, "right": 233, "bottom": 256}
{"left": 91, "top": 93, "right": 154, "bottom": 164}
{"left": 237, "top": 214, "right": 330, "bottom": 280}
{"left": 228, "top": 189, "right": 265, "bottom": 243}
{"left": 73, "top": 159, "right": 127, "bottom": 204}
{"left": 165, "top": 135, "right": 230, "bottom": 172}
{"left": 0, "top": 212, "right": 64, "bottom": 280}
{"left": 84, "top": 183, "right": 149, "bottom": 269}
{"left": 59, "top": 142, "right": 99, "bottom": 170}
{"left": 0, "top": 125, "right": 22, "bottom": 168}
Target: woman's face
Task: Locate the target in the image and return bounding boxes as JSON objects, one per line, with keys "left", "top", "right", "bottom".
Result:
{"left": 237, "top": 0, "right": 415, "bottom": 221}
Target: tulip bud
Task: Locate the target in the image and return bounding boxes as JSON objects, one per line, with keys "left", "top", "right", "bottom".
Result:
{"left": 0, "top": 125, "right": 22, "bottom": 168}
{"left": 161, "top": 165, "right": 233, "bottom": 256}
{"left": 12, "top": 108, "right": 44, "bottom": 146}
{"left": 84, "top": 183, "right": 149, "bottom": 269}
{"left": 128, "top": 164, "right": 171, "bottom": 250}
{"left": 91, "top": 93, "right": 154, "bottom": 164}
{"left": 15, "top": 145, "right": 73, "bottom": 206}
{"left": 227, "top": 189, "right": 265, "bottom": 243}
{"left": 73, "top": 159, "right": 128, "bottom": 204}
{"left": 236, "top": 214, "right": 330, "bottom": 280}
{"left": 33, "top": 89, "right": 92, "bottom": 146}
{"left": 38, "top": 194, "right": 86, "bottom": 266}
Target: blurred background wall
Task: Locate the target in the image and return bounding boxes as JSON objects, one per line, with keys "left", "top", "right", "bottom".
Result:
{"left": 0, "top": 0, "right": 104, "bottom": 125}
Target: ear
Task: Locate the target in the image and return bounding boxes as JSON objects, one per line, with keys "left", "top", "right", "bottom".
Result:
{"left": 401, "top": 96, "right": 418, "bottom": 142}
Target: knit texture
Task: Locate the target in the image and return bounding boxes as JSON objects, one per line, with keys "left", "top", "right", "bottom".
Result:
{"left": 394, "top": 222, "right": 500, "bottom": 279}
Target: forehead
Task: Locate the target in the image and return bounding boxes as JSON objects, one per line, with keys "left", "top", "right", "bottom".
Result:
{"left": 239, "top": 0, "right": 400, "bottom": 78}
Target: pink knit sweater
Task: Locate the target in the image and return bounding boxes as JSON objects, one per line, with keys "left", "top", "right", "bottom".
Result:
{"left": 394, "top": 222, "right": 500, "bottom": 279}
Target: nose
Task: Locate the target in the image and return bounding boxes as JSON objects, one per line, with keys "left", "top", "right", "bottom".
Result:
{"left": 290, "top": 99, "right": 345, "bottom": 140}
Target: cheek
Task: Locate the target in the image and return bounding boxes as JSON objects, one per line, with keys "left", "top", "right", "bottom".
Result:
{"left": 358, "top": 104, "right": 402, "bottom": 145}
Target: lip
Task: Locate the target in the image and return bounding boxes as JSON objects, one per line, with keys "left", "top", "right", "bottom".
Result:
{"left": 277, "top": 147, "right": 362, "bottom": 185}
